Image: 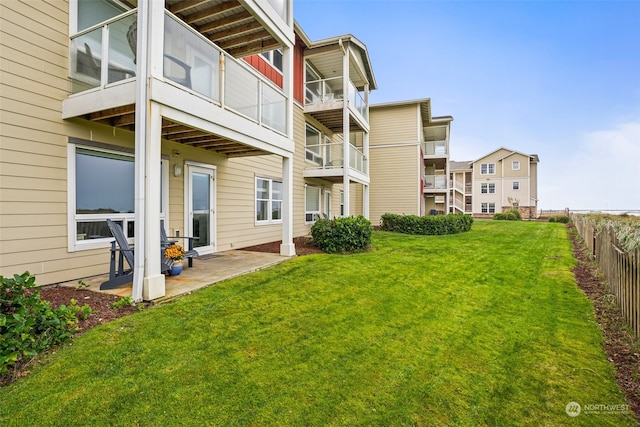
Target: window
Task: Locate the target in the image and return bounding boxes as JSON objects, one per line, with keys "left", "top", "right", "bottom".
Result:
{"left": 260, "top": 49, "right": 283, "bottom": 73}
{"left": 481, "top": 183, "right": 496, "bottom": 194}
{"left": 480, "top": 163, "right": 495, "bottom": 175}
{"left": 305, "top": 124, "right": 323, "bottom": 165}
{"left": 255, "top": 177, "right": 282, "bottom": 223}
{"left": 305, "top": 185, "right": 321, "bottom": 222}
{"left": 69, "top": 144, "right": 168, "bottom": 250}
{"left": 512, "top": 161, "right": 520, "bottom": 170}
{"left": 76, "top": 0, "right": 128, "bottom": 32}
{"left": 305, "top": 65, "right": 322, "bottom": 104}
{"left": 513, "top": 181, "right": 520, "bottom": 190}
{"left": 340, "top": 191, "right": 345, "bottom": 216}
{"left": 481, "top": 203, "right": 496, "bottom": 214}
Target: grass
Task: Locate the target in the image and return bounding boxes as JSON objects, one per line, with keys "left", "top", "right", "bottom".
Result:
{"left": 0, "top": 221, "right": 635, "bottom": 426}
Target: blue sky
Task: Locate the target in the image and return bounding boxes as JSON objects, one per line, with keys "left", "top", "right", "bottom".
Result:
{"left": 294, "top": 0, "right": 640, "bottom": 211}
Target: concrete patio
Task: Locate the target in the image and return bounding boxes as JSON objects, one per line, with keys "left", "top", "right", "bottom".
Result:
{"left": 59, "top": 250, "right": 293, "bottom": 304}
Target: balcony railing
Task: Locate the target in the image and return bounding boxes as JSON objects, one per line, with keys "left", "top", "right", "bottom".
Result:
{"left": 70, "top": 10, "right": 137, "bottom": 93}
{"left": 69, "top": 10, "right": 287, "bottom": 135}
{"left": 348, "top": 81, "right": 368, "bottom": 121}
{"left": 422, "top": 140, "right": 447, "bottom": 156}
{"left": 424, "top": 175, "right": 447, "bottom": 190}
{"left": 305, "top": 77, "right": 368, "bottom": 120}
{"left": 305, "top": 142, "right": 367, "bottom": 175}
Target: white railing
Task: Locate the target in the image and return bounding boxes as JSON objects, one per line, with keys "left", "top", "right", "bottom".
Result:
{"left": 305, "top": 77, "right": 343, "bottom": 104}
{"left": 69, "top": 10, "right": 287, "bottom": 135}
{"left": 465, "top": 184, "right": 472, "bottom": 194}
{"left": 348, "top": 81, "right": 368, "bottom": 121}
{"left": 305, "top": 142, "right": 367, "bottom": 175}
{"left": 70, "top": 10, "right": 137, "bottom": 93}
{"left": 422, "top": 140, "right": 447, "bottom": 156}
{"left": 454, "top": 180, "right": 464, "bottom": 193}
{"left": 305, "top": 77, "right": 368, "bottom": 120}
{"left": 424, "top": 175, "right": 447, "bottom": 190}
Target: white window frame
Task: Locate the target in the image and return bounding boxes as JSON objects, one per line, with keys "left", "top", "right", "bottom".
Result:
{"left": 340, "top": 190, "right": 345, "bottom": 216}
{"left": 67, "top": 142, "right": 168, "bottom": 252}
{"left": 305, "top": 124, "right": 323, "bottom": 166}
{"left": 255, "top": 176, "right": 283, "bottom": 224}
{"left": 305, "top": 185, "right": 321, "bottom": 223}
{"left": 260, "top": 49, "right": 283, "bottom": 73}
{"left": 512, "top": 160, "right": 520, "bottom": 170}
{"left": 481, "top": 183, "right": 488, "bottom": 194}
{"left": 481, "top": 202, "right": 496, "bottom": 214}
{"left": 513, "top": 181, "right": 520, "bottom": 190}
{"left": 489, "top": 183, "right": 495, "bottom": 194}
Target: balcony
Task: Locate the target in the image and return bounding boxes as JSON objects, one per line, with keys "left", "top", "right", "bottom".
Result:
{"left": 64, "top": 5, "right": 292, "bottom": 157}
{"left": 303, "top": 142, "right": 368, "bottom": 184}
{"left": 424, "top": 175, "right": 447, "bottom": 191}
{"left": 304, "top": 77, "right": 368, "bottom": 133}
{"left": 422, "top": 140, "right": 447, "bottom": 157}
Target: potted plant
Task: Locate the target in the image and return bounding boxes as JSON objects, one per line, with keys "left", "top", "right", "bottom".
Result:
{"left": 164, "top": 243, "right": 186, "bottom": 275}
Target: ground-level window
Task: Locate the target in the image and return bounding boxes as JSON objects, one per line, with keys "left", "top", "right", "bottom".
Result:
{"left": 256, "top": 177, "right": 282, "bottom": 223}
{"left": 305, "top": 185, "right": 321, "bottom": 222}
{"left": 481, "top": 202, "right": 496, "bottom": 214}
{"left": 480, "top": 163, "right": 495, "bottom": 175}
{"left": 513, "top": 181, "right": 520, "bottom": 190}
{"left": 69, "top": 143, "right": 167, "bottom": 251}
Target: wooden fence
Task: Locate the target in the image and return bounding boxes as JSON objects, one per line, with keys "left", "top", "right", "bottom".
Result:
{"left": 571, "top": 214, "right": 640, "bottom": 337}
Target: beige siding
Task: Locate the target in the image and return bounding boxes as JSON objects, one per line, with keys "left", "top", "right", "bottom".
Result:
{"left": 370, "top": 104, "right": 419, "bottom": 145}
{"left": 369, "top": 144, "right": 420, "bottom": 226}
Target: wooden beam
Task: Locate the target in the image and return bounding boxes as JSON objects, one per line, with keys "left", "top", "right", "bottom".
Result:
{"left": 226, "top": 37, "right": 280, "bottom": 57}
{"left": 87, "top": 105, "right": 135, "bottom": 121}
{"left": 204, "top": 20, "right": 261, "bottom": 42}
{"left": 216, "top": 29, "right": 271, "bottom": 51}
{"left": 183, "top": 1, "right": 242, "bottom": 25}
{"left": 196, "top": 10, "right": 252, "bottom": 33}
{"left": 169, "top": 0, "right": 210, "bottom": 15}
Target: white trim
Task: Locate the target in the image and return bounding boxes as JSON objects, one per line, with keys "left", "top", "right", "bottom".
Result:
{"left": 184, "top": 163, "right": 217, "bottom": 255}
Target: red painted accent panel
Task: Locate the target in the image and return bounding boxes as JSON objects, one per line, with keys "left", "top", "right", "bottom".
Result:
{"left": 293, "top": 37, "right": 305, "bottom": 104}
{"left": 243, "top": 55, "right": 282, "bottom": 88}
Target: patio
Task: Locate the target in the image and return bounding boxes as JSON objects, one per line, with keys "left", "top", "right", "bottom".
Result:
{"left": 59, "top": 249, "right": 292, "bottom": 304}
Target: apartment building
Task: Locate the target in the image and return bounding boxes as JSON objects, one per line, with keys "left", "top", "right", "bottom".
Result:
{"left": 0, "top": 0, "right": 377, "bottom": 300}
{"left": 449, "top": 147, "right": 540, "bottom": 219}
{"left": 368, "top": 99, "right": 453, "bottom": 226}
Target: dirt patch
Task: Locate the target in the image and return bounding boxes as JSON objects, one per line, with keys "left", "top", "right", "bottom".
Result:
{"left": 567, "top": 223, "right": 640, "bottom": 418}
{"left": 243, "top": 235, "right": 324, "bottom": 256}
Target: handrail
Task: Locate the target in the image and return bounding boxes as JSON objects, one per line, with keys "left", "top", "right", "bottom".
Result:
{"left": 305, "top": 142, "right": 367, "bottom": 175}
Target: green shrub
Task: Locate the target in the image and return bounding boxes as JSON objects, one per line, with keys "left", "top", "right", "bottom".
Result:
{"left": 0, "top": 272, "right": 92, "bottom": 375}
{"left": 554, "top": 215, "right": 570, "bottom": 223}
{"left": 310, "top": 216, "right": 372, "bottom": 254}
{"left": 493, "top": 213, "right": 506, "bottom": 220}
{"left": 380, "top": 213, "right": 473, "bottom": 235}
{"left": 548, "top": 216, "right": 556, "bottom": 223}
{"left": 505, "top": 211, "right": 519, "bottom": 221}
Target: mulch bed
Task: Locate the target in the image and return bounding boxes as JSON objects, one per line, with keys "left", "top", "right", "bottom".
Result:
{"left": 567, "top": 223, "right": 640, "bottom": 417}
{"left": 6, "top": 230, "right": 639, "bottom": 419}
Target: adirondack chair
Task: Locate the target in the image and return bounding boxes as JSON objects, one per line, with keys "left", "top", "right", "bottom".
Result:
{"left": 160, "top": 220, "right": 199, "bottom": 268}
{"left": 100, "top": 219, "right": 172, "bottom": 290}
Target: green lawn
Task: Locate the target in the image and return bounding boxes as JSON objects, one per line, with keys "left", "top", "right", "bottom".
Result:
{"left": 0, "top": 221, "right": 634, "bottom": 426}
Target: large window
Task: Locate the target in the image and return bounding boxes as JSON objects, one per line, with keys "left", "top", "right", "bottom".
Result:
{"left": 305, "top": 124, "right": 323, "bottom": 165}
{"left": 305, "top": 185, "right": 321, "bottom": 223}
{"left": 256, "top": 177, "right": 282, "bottom": 223}
{"left": 261, "top": 49, "right": 283, "bottom": 73}
{"left": 480, "top": 163, "right": 495, "bottom": 175}
{"left": 481, "top": 202, "right": 496, "bottom": 214}
{"left": 481, "top": 183, "right": 496, "bottom": 194}
{"left": 69, "top": 144, "right": 167, "bottom": 250}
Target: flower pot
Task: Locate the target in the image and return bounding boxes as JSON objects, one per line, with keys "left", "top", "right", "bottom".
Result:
{"left": 169, "top": 261, "right": 183, "bottom": 276}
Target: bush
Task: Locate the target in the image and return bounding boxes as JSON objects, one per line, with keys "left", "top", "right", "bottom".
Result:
{"left": 380, "top": 213, "right": 473, "bottom": 235}
{"left": 494, "top": 210, "right": 521, "bottom": 221}
{"left": 310, "top": 215, "right": 372, "bottom": 254}
{"left": 0, "top": 272, "right": 92, "bottom": 375}
{"left": 493, "top": 213, "right": 506, "bottom": 220}
{"left": 549, "top": 215, "right": 570, "bottom": 223}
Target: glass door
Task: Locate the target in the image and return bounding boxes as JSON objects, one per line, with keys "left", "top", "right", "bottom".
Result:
{"left": 187, "top": 165, "right": 215, "bottom": 254}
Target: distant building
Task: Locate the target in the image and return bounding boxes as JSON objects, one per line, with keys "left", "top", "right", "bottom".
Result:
{"left": 450, "top": 147, "right": 540, "bottom": 219}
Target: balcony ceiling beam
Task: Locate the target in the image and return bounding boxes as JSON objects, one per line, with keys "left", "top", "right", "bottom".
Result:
{"left": 168, "top": 0, "right": 211, "bottom": 15}
{"left": 181, "top": 1, "right": 242, "bottom": 25}
{"left": 197, "top": 9, "right": 252, "bottom": 33}
{"left": 204, "top": 19, "right": 262, "bottom": 42}
{"left": 227, "top": 38, "right": 280, "bottom": 57}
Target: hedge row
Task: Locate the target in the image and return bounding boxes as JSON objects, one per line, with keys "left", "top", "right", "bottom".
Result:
{"left": 310, "top": 215, "right": 372, "bottom": 253}
{"left": 380, "top": 213, "right": 473, "bottom": 235}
